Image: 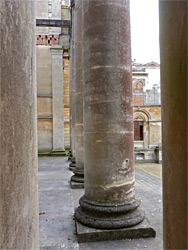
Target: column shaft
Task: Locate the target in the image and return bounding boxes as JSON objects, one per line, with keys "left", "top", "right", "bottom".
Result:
{"left": 159, "top": 1, "right": 187, "bottom": 249}
{"left": 0, "top": 0, "right": 39, "bottom": 249}
{"left": 51, "top": 48, "right": 64, "bottom": 151}
{"left": 69, "top": 2, "right": 77, "bottom": 169}
{"left": 71, "top": 0, "right": 84, "bottom": 183}
{"left": 68, "top": 34, "right": 74, "bottom": 160}
{"left": 75, "top": 0, "right": 144, "bottom": 229}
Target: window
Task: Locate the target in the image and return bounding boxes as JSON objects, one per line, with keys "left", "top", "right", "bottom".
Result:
{"left": 134, "top": 121, "right": 144, "bottom": 141}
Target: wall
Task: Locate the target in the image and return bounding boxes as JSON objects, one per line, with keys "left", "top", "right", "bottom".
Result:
{"left": 37, "top": 46, "right": 53, "bottom": 152}
{"left": 133, "top": 106, "right": 162, "bottom": 163}
{"left": 36, "top": 0, "right": 61, "bottom": 35}
{"left": 36, "top": 2, "right": 71, "bottom": 153}
{"left": 36, "top": 46, "right": 70, "bottom": 152}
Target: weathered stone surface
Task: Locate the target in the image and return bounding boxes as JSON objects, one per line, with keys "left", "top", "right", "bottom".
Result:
{"left": 76, "top": 218, "right": 156, "bottom": 243}
{"left": 71, "top": 169, "right": 84, "bottom": 183}
{"left": 38, "top": 118, "right": 53, "bottom": 152}
{"left": 0, "top": 0, "right": 39, "bottom": 249}
{"left": 37, "top": 46, "right": 53, "bottom": 95}
{"left": 38, "top": 157, "right": 79, "bottom": 249}
{"left": 37, "top": 46, "right": 53, "bottom": 152}
{"left": 51, "top": 47, "right": 64, "bottom": 151}
{"left": 36, "top": 0, "right": 62, "bottom": 35}
{"left": 37, "top": 46, "right": 70, "bottom": 151}
{"left": 69, "top": 5, "right": 76, "bottom": 159}
{"left": 159, "top": 1, "right": 187, "bottom": 249}
{"left": 71, "top": 0, "right": 84, "bottom": 185}
{"left": 75, "top": 0, "right": 145, "bottom": 229}
{"left": 38, "top": 158, "right": 161, "bottom": 249}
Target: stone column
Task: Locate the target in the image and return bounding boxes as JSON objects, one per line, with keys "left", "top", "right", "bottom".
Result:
{"left": 69, "top": 1, "right": 77, "bottom": 170}
{"left": 75, "top": 0, "right": 145, "bottom": 229}
{"left": 51, "top": 47, "right": 65, "bottom": 152}
{"left": 159, "top": 1, "right": 187, "bottom": 249}
{"left": 68, "top": 36, "right": 74, "bottom": 161}
{"left": 71, "top": 0, "right": 84, "bottom": 186}
{"left": 0, "top": 0, "right": 39, "bottom": 249}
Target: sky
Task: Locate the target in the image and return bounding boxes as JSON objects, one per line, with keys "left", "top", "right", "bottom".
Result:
{"left": 130, "top": 0, "right": 160, "bottom": 64}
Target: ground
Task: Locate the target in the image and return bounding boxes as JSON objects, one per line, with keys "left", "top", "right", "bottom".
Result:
{"left": 38, "top": 157, "right": 163, "bottom": 250}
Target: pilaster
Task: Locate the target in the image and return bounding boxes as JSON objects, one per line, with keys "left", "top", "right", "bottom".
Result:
{"left": 51, "top": 46, "right": 65, "bottom": 152}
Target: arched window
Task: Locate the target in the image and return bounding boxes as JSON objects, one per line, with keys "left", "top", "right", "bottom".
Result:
{"left": 133, "top": 110, "right": 151, "bottom": 142}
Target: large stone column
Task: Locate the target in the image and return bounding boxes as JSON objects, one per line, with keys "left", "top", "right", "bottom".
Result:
{"left": 0, "top": 0, "right": 39, "bottom": 249}
{"left": 51, "top": 47, "right": 65, "bottom": 152}
{"left": 159, "top": 1, "right": 187, "bottom": 249}
{"left": 75, "top": 0, "right": 145, "bottom": 229}
{"left": 71, "top": 0, "right": 84, "bottom": 186}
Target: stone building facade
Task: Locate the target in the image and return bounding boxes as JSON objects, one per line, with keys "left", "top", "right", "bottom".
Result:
{"left": 36, "top": 1, "right": 162, "bottom": 162}
{"left": 132, "top": 62, "right": 162, "bottom": 163}
{"left": 133, "top": 106, "right": 162, "bottom": 162}
{"left": 36, "top": 0, "right": 71, "bottom": 154}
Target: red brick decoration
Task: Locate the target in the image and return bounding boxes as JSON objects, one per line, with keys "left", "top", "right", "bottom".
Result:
{"left": 133, "top": 79, "right": 144, "bottom": 106}
{"left": 36, "top": 35, "right": 59, "bottom": 45}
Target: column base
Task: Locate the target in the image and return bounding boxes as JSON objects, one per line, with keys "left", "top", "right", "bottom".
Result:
{"left": 71, "top": 169, "right": 84, "bottom": 189}
{"left": 75, "top": 196, "right": 145, "bottom": 229}
{"left": 69, "top": 162, "right": 76, "bottom": 171}
{"left": 69, "top": 157, "right": 76, "bottom": 171}
{"left": 68, "top": 156, "right": 75, "bottom": 162}
{"left": 68, "top": 151, "right": 73, "bottom": 161}
{"left": 75, "top": 217, "right": 156, "bottom": 243}
{"left": 71, "top": 169, "right": 84, "bottom": 182}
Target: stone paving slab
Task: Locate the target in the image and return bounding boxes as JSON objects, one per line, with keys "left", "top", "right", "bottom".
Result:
{"left": 38, "top": 157, "right": 79, "bottom": 250}
{"left": 39, "top": 157, "right": 163, "bottom": 250}
{"left": 136, "top": 163, "right": 162, "bottom": 180}
{"left": 74, "top": 167, "right": 163, "bottom": 250}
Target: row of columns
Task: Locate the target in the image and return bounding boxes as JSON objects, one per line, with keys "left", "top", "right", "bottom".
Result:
{"left": 0, "top": 0, "right": 187, "bottom": 248}
{"left": 71, "top": 0, "right": 84, "bottom": 184}
{"left": 69, "top": 0, "right": 76, "bottom": 169}
{"left": 69, "top": 0, "right": 145, "bottom": 229}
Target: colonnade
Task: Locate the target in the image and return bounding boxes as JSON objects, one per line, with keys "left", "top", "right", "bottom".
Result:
{"left": 70, "top": 0, "right": 145, "bottom": 229}
{"left": 71, "top": 0, "right": 84, "bottom": 185}
{"left": 0, "top": 0, "right": 187, "bottom": 249}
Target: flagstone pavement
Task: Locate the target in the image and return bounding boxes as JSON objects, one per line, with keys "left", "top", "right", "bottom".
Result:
{"left": 38, "top": 157, "right": 163, "bottom": 250}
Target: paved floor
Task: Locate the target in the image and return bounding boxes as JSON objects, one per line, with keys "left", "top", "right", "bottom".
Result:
{"left": 38, "top": 157, "right": 163, "bottom": 250}
{"left": 135, "top": 163, "right": 162, "bottom": 180}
